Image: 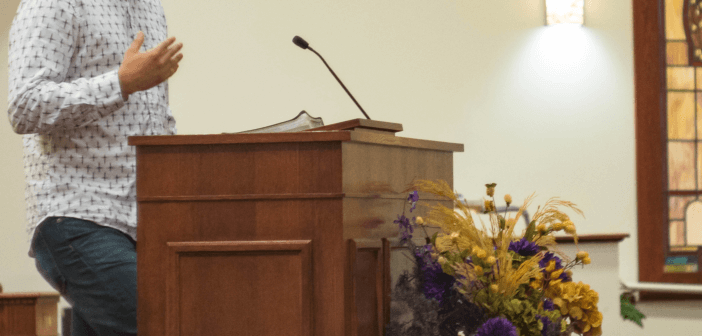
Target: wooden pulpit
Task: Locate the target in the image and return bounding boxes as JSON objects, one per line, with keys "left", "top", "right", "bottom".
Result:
{"left": 0, "top": 292, "right": 60, "bottom": 336}
{"left": 129, "top": 119, "right": 463, "bottom": 336}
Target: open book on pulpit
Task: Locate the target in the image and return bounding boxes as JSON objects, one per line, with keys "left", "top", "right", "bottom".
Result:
{"left": 235, "top": 111, "right": 324, "bottom": 133}
{"left": 233, "top": 111, "right": 407, "bottom": 136}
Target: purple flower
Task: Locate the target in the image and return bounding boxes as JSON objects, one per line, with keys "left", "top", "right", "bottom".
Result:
{"left": 396, "top": 214, "right": 414, "bottom": 244}
{"left": 400, "top": 230, "right": 412, "bottom": 244}
{"left": 414, "top": 245, "right": 454, "bottom": 303}
{"left": 475, "top": 317, "right": 518, "bottom": 336}
{"left": 408, "top": 191, "right": 419, "bottom": 212}
{"left": 538, "top": 315, "right": 553, "bottom": 336}
{"left": 395, "top": 214, "right": 411, "bottom": 230}
{"left": 539, "top": 252, "right": 572, "bottom": 283}
{"left": 543, "top": 298, "right": 555, "bottom": 311}
{"left": 508, "top": 238, "right": 540, "bottom": 257}
{"left": 539, "top": 252, "right": 562, "bottom": 268}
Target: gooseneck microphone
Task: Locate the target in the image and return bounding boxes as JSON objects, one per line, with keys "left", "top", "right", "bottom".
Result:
{"left": 292, "top": 36, "right": 371, "bottom": 120}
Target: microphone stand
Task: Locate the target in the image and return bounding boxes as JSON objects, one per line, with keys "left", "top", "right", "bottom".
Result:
{"left": 293, "top": 36, "right": 371, "bottom": 120}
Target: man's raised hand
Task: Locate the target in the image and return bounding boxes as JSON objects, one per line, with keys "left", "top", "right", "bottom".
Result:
{"left": 118, "top": 31, "right": 184, "bottom": 100}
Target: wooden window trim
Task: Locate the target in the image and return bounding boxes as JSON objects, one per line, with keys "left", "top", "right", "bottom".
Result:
{"left": 634, "top": 0, "right": 702, "bottom": 288}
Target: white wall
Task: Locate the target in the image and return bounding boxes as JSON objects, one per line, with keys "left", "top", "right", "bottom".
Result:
{"left": 1, "top": 0, "right": 45, "bottom": 292}
{"left": 0, "top": 0, "right": 697, "bottom": 334}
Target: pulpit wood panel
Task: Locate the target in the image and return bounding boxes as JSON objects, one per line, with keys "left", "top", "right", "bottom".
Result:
{"left": 130, "top": 120, "right": 463, "bottom": 336}
{"left": 166, "top": 241, "right": 312, "bottom": 336}
{"left": 0, "top": 293, "right": 60, "bottom": 336}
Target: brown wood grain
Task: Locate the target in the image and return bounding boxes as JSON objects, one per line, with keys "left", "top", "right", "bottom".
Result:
{"left": 639, "top": 291, "right": 702, "bottom": 301}
{"left": 345, "top": 239, "right": 358, "bottom": 336}
{"left": 349, "top": 131, "right": 464, "bottom": 152}
{"left": 345, "top": 238, "right": 391, "bottom": 336}
{"left": 138, "top": 193, "right": 345, "bottom": 202}
{"left": 381, "top": 238, "right": 391, "bottom": 335}
{"left": 129, "top": 131, "right": 351, "bottom": 146}
{"left": 353, "top": 243, "right": 381, "bottom": 336}
{"left": 166, "top": 241, "right": 312, "bottom": 336}
{"left": 0, "top": 293, "right": 59, "bottom": 336}
{"left": 132, "top": 124, "right": 462, "bottom": 335}
{"left": 307, "top": 119, "right": 403, "bottom": 133}
{"left": 135, "top": 142, "right": 343, "bottom": 197}
{"left": 554, "top": 233, "right": 630, "bottom": 244}
{"left": 0, "top": 293, "right": 57, "bottom": 300}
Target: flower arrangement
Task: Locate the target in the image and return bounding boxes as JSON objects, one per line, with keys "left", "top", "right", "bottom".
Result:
{"left": 386, "top": 180, "right": 602, "bottom": 336}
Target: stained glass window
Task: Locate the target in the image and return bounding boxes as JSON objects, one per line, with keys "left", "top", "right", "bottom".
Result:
{"left": 665, "top": 0, "right": 702, "bottom": 265}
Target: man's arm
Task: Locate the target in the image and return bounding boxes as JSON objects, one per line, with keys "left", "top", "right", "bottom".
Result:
{"left": 118, "top": 31, "right": 183, "bottom": 102}
{"left": 7, "top": 0, "right": 183, "bottom": 135}
{"left": 7, "top": 0, "right": 126, "bottom": 135}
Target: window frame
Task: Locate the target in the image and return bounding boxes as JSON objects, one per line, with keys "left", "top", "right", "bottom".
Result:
{"left": 634, "top": 0, "right": 702, "bottom": 294}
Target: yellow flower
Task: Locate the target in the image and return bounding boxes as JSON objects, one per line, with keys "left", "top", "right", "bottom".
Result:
{"left": 550, "top": 281, "right": 602, "bottom": 335}
{"left": 486, "top": 183, "right": 496, "bottom": 197}
{"left": 552, "top": 222, "right": 565, "bottom": 231}
{"left": 582, "top": 257, "right": 591, "bottom": 265}
{"left": 564, "top": 221, "right": 576, "bottom": 234}
{"left": 576, "top": 251, "right": 589, "bottom": 260}
{"left": 486, "top": 256, "right": 496, "bottom": 265}
{"left": 530, "top": 272, "right": 544, "bottom": 289}
{"left": 545, "top": 260, "right": 556, "bottom": 272}
{"left": 438, "top": 256, "right": 447, "bottom": 265}
{"left": 415, "top": 216, "right": 424, "bottom": 225}
{"left": 472, "top": 246, "right": 487, "bottom": 259}
{"left": 490, "top": 284, "right": 499, "bottom": 293}
{"left": 484, "top": 199, "right": 495, "bottom": 212}
{"left": 588, "top": 310, "right": 603, "bottom": 328}
{"left": 552, "top": 297, "right": 567, "bottom": 314}
{"left": 551, "top": 269, "right": 564, "bottom": 280}
{"left": 549, "top": 278, "right": 563, "bottom": 288}
{"left": 537, "top": 223, "right": 548, "bottom": 234}
{"left": 504, "top": 194, "right": 512, "bottom": 205}
{"left": 474, "top": 265, "right": 484, "bottom": 276}
{"left": 586, "top": 326, "right": 602, "bottom": 336}
{"left": 569, "top": 306, "right": 584, "bottom": 319}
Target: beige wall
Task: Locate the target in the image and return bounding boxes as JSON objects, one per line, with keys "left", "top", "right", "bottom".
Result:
{"left": 1, "top": 0, "right": 698, "bottom": 334}
{"left": 1, "top": 0, "right": 43, "bottom": 292}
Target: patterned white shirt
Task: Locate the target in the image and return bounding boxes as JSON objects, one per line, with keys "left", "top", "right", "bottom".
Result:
{"left": 7, "top": 0, "right": 177, "bottom": 253}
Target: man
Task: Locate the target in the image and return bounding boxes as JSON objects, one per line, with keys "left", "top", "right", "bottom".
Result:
{"left": 7, "top": 0, "right": 183, "bottom": 335}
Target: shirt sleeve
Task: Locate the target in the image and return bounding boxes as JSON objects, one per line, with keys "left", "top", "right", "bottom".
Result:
{"left": 7, "top": 0, "right": 126, "bottom": 135}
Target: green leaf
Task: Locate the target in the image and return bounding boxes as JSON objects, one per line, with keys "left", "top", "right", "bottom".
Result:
{"left": 430, "top": 232, "right": 439, "bottom": 246}
{"left": 621, "top": 294, "right": 646, "bottom": 327}
{"left": 524, "top": 220, "right": 537, "bottom": 241}
{"left": 459, "top": 248, "right": 471, "bottom": 261}
{"left": 441, "top": 262, "right": 455, "bottom": 275}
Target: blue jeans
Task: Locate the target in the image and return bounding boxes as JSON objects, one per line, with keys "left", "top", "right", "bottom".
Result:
{"left": 32, "top": 217, "right": 137, "bottom": 336}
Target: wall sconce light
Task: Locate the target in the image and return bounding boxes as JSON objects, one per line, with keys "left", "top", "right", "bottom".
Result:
{"left": 545, "top": 0, "right": 584, "bottom": 26}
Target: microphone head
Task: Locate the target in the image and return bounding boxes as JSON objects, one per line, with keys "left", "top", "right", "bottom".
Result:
{"left": 292, "top": 36, "right": 309, "bottom": 49}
